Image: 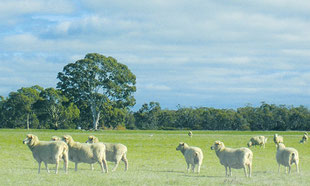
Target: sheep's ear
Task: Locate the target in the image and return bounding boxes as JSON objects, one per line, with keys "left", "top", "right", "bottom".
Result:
{"left": 28, "top": 134, "right": 33, "bottom": 139}
{"left": 180, "top": 142, "right": 184, "bottom": 146}
{"left": 63, "top": 136, "right": 67, "bottom": 139}
{"left": 215, "top": 141, "right": 220, "bottom": 145}
{"left": 89, "top": 136, "right": 93, "bottom": 139}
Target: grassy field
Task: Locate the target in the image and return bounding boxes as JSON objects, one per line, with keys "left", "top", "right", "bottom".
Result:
{"left": 0, "top": 129, "right": 309, "bottom": 186}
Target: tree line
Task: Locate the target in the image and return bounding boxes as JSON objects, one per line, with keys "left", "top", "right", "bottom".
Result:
{"left": 0, "top": 53, "right": 309, "bottom": 131}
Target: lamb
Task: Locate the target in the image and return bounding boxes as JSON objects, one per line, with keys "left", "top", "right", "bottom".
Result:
{"left": 188, "top": 131, "right": 193, "bottom": 138}
{"left": 62, "top": 135, "right": 108, "bottom": 173}
{"left": 211, "top": 141, "right": 253, "bottom": 177}
{"left": 85, "top": 135, "right": 128, "bottom": 172}
{"left": 276, "top": 143, "right": 299, "bottom": 174}
{"left": 176, "top": 142, "right": 203, "bottom": 173}
{"left": 273, "top": 134, "right": 284, "bottom": 145}
{"left": 247, "top": 136, "right": 268, "bottom": 148}
{"left": 23, "top": 134, "right": 68, "bottom": 174}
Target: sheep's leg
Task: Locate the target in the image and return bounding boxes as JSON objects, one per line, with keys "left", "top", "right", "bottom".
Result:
{"left": 63, "top": 153, "right": 68, "bottom": 174}
{"left": 90, "top": 164, "right": 94, "bottom": 171}
{"left": 187, "top": 163, "right": 190, "bottom": 173}
{"left": 197, "top": 164, "right": 201, "bottom": 174}
{"left": 296, "top": 163, "right": 299, "bottom": 173}
{"left": 248, "top": 164, "right": 252, "bottom": 178}
{"left": 288, "top": 165, "right": 291, "bottom": 174}
{"left": 55, "top": 159, "right": 59, "bottom": 174}
{"left": 225, "top": 166, "right": 228, "bottom": 177}
{"left": 75, "top": 162, "right": 78, "bottom": 171}
{"left": 192, "top": 164, "right": 195, "bottom": 173}
{"left": 38, "top": 162, "right": 41, "bottom": 174}
{"left": 229, "top": 167, "right": 232, "bottom": 177}
{"left": 278, "top": 164, "right": 280, "bottom": 173}
{"left": 112, "top": 160, "right": 120, "bottom": 172}
{"left": 243, "top": 165, "right": 247, "bottom": 178}
{"left": 44, "top": 162, "right": 50, "bottom": 173}
{"left": 285, "top": 167, "right": 288, "bottom": 174}
{"left": 122, "top": 153, "right": 128, "bottom": 171}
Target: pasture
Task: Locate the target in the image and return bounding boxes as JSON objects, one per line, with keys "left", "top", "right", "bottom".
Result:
{"left": 0, "top": 129, "right": 309, "bottom": 185}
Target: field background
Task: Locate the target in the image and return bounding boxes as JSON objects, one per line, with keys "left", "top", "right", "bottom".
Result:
{"left": 0, "top": 129, "right": 309, "bottom": 186}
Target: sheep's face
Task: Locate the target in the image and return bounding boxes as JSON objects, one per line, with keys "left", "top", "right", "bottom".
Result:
{"left": 247, "top": 141, "right": 252, "bottom": 147}
{"left": 62, "top": 135, "right": 73, "bottom": 144}
{"left": 51, "top": 136, "right": 60, "bottom": 141}
{"left": 176, "top": 142, "right": 185, "bottom": 151}
{"left": 211, "top": 141, "right": 224, "bottom": 151}
{"left": 277, "top": 143, "right": 285, "bottom": 149}
{"left": 85, "top": 136, "right": 95, "bottom": 143}
{"left": 23, "top": 134, "right": 37, "bottom": 145}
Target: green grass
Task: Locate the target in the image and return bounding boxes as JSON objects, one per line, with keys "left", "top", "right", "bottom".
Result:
{"left": 0, "top": 129, "right": 309, "bottom": 185}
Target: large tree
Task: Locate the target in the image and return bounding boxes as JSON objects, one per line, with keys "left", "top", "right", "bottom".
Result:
{"left": 57, "top": 53, "right": 136, "bottom": 130}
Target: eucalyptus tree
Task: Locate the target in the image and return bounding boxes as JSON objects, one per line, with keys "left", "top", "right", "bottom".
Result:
{"left": 57, "top": 53, "right": 136, "bottom": 130}
{"left": 33, "top": 88, "right": 80, "bottom": 129}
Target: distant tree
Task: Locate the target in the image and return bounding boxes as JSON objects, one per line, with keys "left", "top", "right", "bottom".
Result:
{"left": 57, "top": 53, "right": 136, "bottom": 130}
{"left": 33, "top": 88, "right": 80, "bottom": 129}
{"left": 1, "top": 86, "right": 42, "bottom": 129}
{"left": 134, "top": 102, "right": 161, "bottom": 129}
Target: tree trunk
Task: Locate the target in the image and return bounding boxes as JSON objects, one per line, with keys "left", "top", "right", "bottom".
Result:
{"left": 27, "top": 113, "right": 30, "bottom": 130}
{"left": 91, "top": 103, "right": 101, "bottom": 130}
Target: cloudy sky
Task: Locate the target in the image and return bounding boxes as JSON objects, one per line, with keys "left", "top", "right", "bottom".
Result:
{"left": 1, "top": 0, "right": 310, "bottom": 110}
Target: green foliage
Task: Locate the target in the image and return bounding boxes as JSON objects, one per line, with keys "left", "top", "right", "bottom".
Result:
{"left": 57, "top": 53, "right": 136, "bottom": 130}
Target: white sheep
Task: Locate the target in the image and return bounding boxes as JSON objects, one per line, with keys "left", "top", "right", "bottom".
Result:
{"left": 51, "top": 136, "right": 61, "bottom": 141}
{"left": 23, "top": 134, "right": 68, "bottom": 174}
{"left": 211, "top": 141, "right": 253, "bottom": 177}
{"left": 176, "top": 142, "right": 203, "bottom": 173}
{"left": 273, "top": 134, "right": 284, "bottom": 145}
{"left": 300, "top": 134, "right": 308, "bottom": 144}
{"left": 188, "top": 131, "right": 193, "bottom": 138}
{"left": 62, "top": 135, "right": 108, "bottom": 173}
{"left": 247, "top": 136, "right": 268, "bottom": 148}
{"left": 86, "top": 135, "right": 128, "bottom": 172}
{"left": 276, "top": 143, "right": 299, "bottom": 174}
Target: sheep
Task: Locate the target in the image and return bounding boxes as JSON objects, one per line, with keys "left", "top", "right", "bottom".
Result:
{"left": 276, "top": 143, "right": 299, "bottom": 174}
{"left": 85, "top": 135, "right": 128, "bottom": 172}
{"left": 299, "top": 134, "right": 308, "bottom": 144}
{"left": 23, "top": 134, "right": 68, "bottom": 174}
{"left": 273, "top": 134, "right": 284, "bottom": 145}
{"left": 247, "top": 136, "right": 268, "bottom": 148}
{"left": 62, "top": 135, "right": 108, "bottom": 173}
{"left": 211, "top": 141, "right": 253, "bottom": 177}
{"left": 176, "top": 142, "right": 203, "bottom": 173}
{"left": 51, "top": 136, "right": 61, "bottom": 141}
{"left": 188, "top": 131, "right": 193, "bottom": 138}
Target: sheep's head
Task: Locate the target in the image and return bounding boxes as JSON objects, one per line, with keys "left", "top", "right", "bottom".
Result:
{"left": 51, "top": 136, "right": 60, "bottom": 141}
{"left": 23, "top": 134, "right": 38, "bottom": 146}
{"left": 211, "top": 141, "right": 225, "bottom": 151}
{"left": 247, "top": 141, "right": 252, "bottom": 148}
{"left": 85, "top": 135, "right": 97, "bottom": 143}
{"left": 176, "top": 142, "right": 188, "bottom": 151}
{"left": 277, "top": 143, "right": 285, "bottom": 149}
{"left": 62, "top": 135, "right": 73, "bottom": 144}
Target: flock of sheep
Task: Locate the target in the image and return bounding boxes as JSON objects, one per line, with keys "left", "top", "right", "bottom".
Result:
{"left": 177, "top": 131, "right": 307, "bottom": 177}
{"left": 23, "top": 131, "right": 308, "bottom": 177}
{"left": 23, "top": 134, "right": 127, "bottom": 174}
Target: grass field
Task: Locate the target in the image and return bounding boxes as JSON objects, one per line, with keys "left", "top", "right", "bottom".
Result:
{"left": 0, "top": 129, "right": 309, "bottom": 186}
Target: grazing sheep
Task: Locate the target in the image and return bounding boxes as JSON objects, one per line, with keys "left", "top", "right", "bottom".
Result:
{"left": 86, "top": 135, "right": 128, "bottom": 172}
{"left": 62, "top": 135, "right": 108, "bottom": 173}
{"left": 247, "top": 136, "right": 268, "bottom": 148}
{"left": 188, "top": 131, "right": 193, "bottom": 138}
{"left": 23, "top": 134, "right": 68, "bottom": 174}
{"left": 211, "top": 141, "right": 253, "bottom": 177}
{"left": 300, "top": 134, "right": 308, "bottom": 144}
{"left": 51, "top": 136, "right": 61, "bottom": 141}
{"left": 273, "top": 134, "right": 284, "bottom": 145}
{"left": 176, "top": 142, "right": 203, "bottom": 173}
{"left": 276, "top": 143, "right": 299, "bottom": 174}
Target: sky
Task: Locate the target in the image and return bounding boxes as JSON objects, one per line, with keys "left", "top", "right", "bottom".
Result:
{"left": 0, "top": 0, "right": 310, "bottom": 110}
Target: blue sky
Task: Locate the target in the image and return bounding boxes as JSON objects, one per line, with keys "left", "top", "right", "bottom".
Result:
{"left": 1, "top": 0, "right": 310, "bottom": 110}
